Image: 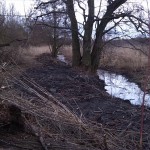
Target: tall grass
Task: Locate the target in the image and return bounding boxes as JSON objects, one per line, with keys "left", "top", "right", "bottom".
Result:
{"left": 100, "top": 48, "right": 148, "bottom": 70}
{"left": 23, "top": 46, "right": 51, "bottom": 56}
{"left": 60, "top": 44, "right": 148, "bottom": 70}
{"left": 12, "top": 46, "right": 51, "bottom": 66}
{"left": 6, "top": 43, "right": 147, "bottom": 71}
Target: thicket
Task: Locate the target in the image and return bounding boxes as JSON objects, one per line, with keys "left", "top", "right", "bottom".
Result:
{"left": 0, "top": 4, "right": 27, "bottom": 63}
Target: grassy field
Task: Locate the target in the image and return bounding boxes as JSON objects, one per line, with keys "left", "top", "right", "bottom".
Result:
{"left": 17, "top": 46, "right": 51, "bottom": 66}
{"left": 5, "top": 39, "right": 146, "bottom": 72}
{"left": 60, "top": 43, "right": 148, "bottom": 71}
{"left": 100, "top": 46, "right": 148, "bottom": 70}
{"left": 0, "top": 46, "right": 51, "bottom": 88}
{"left": 24, "top": 46, "right": 51, "bottom": 56}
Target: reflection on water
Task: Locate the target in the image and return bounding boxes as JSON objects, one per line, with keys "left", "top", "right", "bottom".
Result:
{"left": 57, "top": 55, "right": 67, "bottom": 64}
{"left": 57, "top": 54, "right": 150, "bottom": 106}
{"left": 97, "top": 70, "right": 150, "bottom": 106}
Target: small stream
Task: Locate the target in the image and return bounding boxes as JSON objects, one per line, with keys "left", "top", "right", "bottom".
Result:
{"left": 97, "top": 70, "right": 150, "bottom": 106}
{"left": 57, "top": 55, "right": 67, "bottom": 64}
{"left": 57, "top": 54, "right": 150, "bottom": 106}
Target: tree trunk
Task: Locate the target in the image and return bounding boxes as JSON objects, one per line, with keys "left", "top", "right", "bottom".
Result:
{"left": 90, "top": 0, "right": 127, "bottom": 72}
{"left": 66, "top": 0, "right": 81, "bottom": 66}
{"left": 91, "top": 38, "right": 103, "bottom": 72}
{"left": 51, "top": 5, "right": 58, "bottom": 58}
{"left": 90, "top": 20, "right": 106, "bottom": 72}
{"left": 82, "top": 0, "right": 94, "bottom": 69}
{"left": 51, "top": 23, "right": 57, "bottom": 57}
{"left": 51, "top": 43, "right": 58, "bottom": 57}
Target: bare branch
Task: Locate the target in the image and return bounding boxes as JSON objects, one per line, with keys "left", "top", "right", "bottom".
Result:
{"left": 76, "top": 0, "right": 86, "bottom": 23}
{"left": 35, "top": 0, "right": 59, "bottom": 9}
{"left": 103, "top": 18, "right": 123, "bottom": 35}
{"left": 128, "top": 17, "right": 149, "bottom": 34}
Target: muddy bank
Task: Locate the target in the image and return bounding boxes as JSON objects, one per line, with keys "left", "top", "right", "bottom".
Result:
{"left": 15, "top": 53, "right": 149, "bottom": 149}
{"left": 1, "top": 53, "right": 150, "bottom": 149}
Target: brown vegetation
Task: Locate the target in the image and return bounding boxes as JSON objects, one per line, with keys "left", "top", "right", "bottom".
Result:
{"left": 60, "top": 41, "right": 148, "bottom": 71}
{"left": 0, "top": 62, "right": 112, "bottom": 150}
{"left": 0, "top": 1, "right": 149, "bottom": 149}
{"left": 0, "top": 53, "right": 150, "bottom": 150}
{"left": 34, "top": 0, "right": 149, "bottom": 71}
{"left": 100, "top": 46, "right": 148, "bottom": 70}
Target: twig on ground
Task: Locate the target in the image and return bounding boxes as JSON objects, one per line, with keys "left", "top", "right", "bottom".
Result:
{"left": 119, "top": 122, "right": 133, "bottom": 137}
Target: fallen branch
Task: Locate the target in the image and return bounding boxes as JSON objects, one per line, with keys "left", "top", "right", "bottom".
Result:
{"left": 119, "top": 122, "right": 133, "bottom": 137}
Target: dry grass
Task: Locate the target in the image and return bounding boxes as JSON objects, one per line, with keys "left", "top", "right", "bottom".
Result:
{"left": 100, "top": 47, "right": 148, "bottom": 70}
{"left": 0, "top": 68, "right": 106, "bottom": 150}
{"left": 0, "top": 67, "right": 143, "bottom": 150}
{"left": 60, "top": 44, "right": 148, "bottom": 70}
{"left": 13, "top": 46, "right": 51, "bottom": 66}
{"left": 60, "top": 45, "right": 73, "bottom": 63}
{"left": 0, "top": 46, "right": 51, "bottom": 90}
{"left": 0, "top": 50, "right": 147, "bottom": 149}
{"left": 100, "top": 40, "right": 148, "bottom": 70}
{"left": 1, "top": 40, "right": 148, "bottom": 71}
{"left": 23, "top": 46, "right": 51, "bottom": 56}
{"left": 0, "top": 45, "right": 50, "bottom": 65}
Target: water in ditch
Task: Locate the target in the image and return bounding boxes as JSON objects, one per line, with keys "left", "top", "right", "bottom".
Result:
{"left": 97, "top": 70, "right": 150, "bottom": 106}
{"left": 57, "top": 54, "right": 150, "bottom": 106}
{"left": 57, "top": 55, "right": 68, "bottom": 64}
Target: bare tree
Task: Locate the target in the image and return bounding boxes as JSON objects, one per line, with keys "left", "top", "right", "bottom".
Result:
{"left": 32, "top": 0, "right": 70, "bottom": 58}
{"left": 65, "top": 0, "right": 81, "bottom": 65}
{"left": 34, "top": 0, "right": 149, "bottom": 72}
{"left": 0, "top": 3, "right": 27, "bottom": 62}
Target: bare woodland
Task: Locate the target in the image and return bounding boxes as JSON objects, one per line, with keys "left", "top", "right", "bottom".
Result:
{"left": 33, "top": 0, "right": 149, "bottom": 71}
{"left": 0, "top": 0, "right": 150, "bottom": 150}
{"left": 0, "top": 0, "right": 149, "bottom": 71}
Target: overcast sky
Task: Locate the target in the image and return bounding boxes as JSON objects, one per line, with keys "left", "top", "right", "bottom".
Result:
{"left": 5, "top": 0, "right": 35, "bottom": 15}
{"left": 4, "top": 0, "right": 150, "bottom": 16}
{"left": 4, "top": 0, "right": 149, "bottom": 38}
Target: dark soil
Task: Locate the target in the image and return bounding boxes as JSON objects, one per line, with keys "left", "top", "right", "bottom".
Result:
{"left": 24, "top": 54, "right": 150, "bottom": 148}
{"left": 1, "top": 53, "right": 150, "bottom": 150}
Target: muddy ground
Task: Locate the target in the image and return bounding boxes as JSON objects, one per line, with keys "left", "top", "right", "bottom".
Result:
{"left": 0, "top": 53, "right": 150, "bottom": 150}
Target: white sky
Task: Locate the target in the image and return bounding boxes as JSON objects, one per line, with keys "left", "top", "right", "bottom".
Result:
{"left": 4, "top": 0, "right": 150, "bottom": 16}
{"left": 3, "top": 0, "right": 150, "bottom": 38}
{"left": 5, "top": 0, "right": 35, "bottom": 15}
